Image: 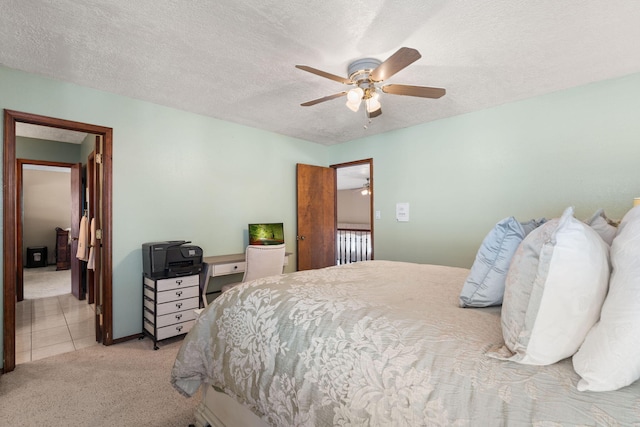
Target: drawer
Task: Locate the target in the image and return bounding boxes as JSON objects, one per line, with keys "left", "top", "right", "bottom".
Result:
{"left": 144, "top": 317, "right": 193, "bottom": 338}
{"left": 144, "top": 295, "right": 199, "bottom": 315}
{"left": 151, "top": 296, "right": 199, "bottom": 316}
{"left": 144, "top": 318, "right": 154, "bottom": 335}
{"left": 213, "top": 262, "right": 245, "bottom": 276}
{"left": 144, "top": 284, "right": 199, "bottom": 304}
{"left": 156, "top": 320, "right": 194, "bottom": 340}
{"left": 144, "top": 275, "right": 199, "bottom": 292}
{"left": 144, "top": 307, "right": 197, "bottom": 328}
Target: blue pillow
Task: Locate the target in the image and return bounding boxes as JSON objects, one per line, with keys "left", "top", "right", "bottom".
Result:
{"left": 459, "top": 217, "right": 545, "bottom": 308}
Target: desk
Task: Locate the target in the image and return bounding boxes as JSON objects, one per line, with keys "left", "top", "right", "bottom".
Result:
{"left": 201, "top": 252, "right": 291, "bottom": 304}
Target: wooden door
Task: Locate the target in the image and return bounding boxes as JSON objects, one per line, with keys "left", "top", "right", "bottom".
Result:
{"left": 296, "top": 164, "right": 336, "bottom": 270}
{"left": 92, "top": 138, "right": 105, "bottom": 343}
{"left": 16, "top": 162, "right": 24, "bottom": 302}
{"left": 86, "top": 151, "right": 96, "bottom": 305}
{"left": 70, "top": 163, "right": 84, "bottom": 299}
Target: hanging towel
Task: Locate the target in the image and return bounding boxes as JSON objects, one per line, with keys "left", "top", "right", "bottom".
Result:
{"left": 87, "top": 218, "right": 96, "bottom": 270}
{"left": 76, "top": 215, "right": 89, "bottom": 261}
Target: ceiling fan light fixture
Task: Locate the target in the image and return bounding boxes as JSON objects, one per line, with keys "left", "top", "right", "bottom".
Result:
{"left": 345, "top": 99, "right": 361, "bottom": 112}
{"left": 365, "top": 96, "right": 381, "bottom": 113}
{"left": 347, "top": 87, "right": 364, "bottom": 103}
{"left": 346, "top": 87, "right": 364, "bottom": 112}
{"left": 361, "top": 178, "right": 371, "bottom": 195}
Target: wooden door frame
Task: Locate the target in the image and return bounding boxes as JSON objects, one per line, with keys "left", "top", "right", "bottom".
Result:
{"left": 3, "top": 109, "right": 114, "bottom": 374}
{"left": 330, "top": 158, "right": 374, "bottom": 261}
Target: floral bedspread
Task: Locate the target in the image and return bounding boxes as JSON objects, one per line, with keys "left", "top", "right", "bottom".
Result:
{"left": 171, "top": 260, "right": 640, "bottom": 426}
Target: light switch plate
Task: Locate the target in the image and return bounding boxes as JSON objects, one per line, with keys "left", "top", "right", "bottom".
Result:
{"left": 396, "top": 203, "right": 410, "bottom": 222}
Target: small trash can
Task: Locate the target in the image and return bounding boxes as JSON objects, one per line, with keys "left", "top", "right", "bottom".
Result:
{"left": 26, "top": 246, "right": 48, "bottom": 268}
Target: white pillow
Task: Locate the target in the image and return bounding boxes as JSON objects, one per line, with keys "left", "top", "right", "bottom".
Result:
{"left": 459, "top": 217, "right": 545, "bottom": 307}
{"left": 585, "top": 208, "right": 618, "bottom": 245}
{"left": 495, "top": 207, "right": 610, "bottom": 365}
{"left": 573, "top": 205, "right": 640, "bottom": 391}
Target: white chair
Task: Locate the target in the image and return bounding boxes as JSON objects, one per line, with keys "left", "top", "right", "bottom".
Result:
{"left": 221, "top": 244, "right": 286, "bottom": 294}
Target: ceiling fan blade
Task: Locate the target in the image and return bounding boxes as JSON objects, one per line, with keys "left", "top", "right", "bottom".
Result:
{"left": 369, "top": 47, "right": 422, "bottom": 82}
{"left": 381, "top": 84, "right": 446, "bottom": 99}
{"left": 295, "top": 65, "right": 353, "bottom": 85}
{"left": 300, "top": 91, "right": 348, "bottom": 106}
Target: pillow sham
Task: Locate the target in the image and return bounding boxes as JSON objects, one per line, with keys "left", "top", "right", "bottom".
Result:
{"left": 573, "top": 205, "right": 640, "bottom": 391}
{"left": 492, "top": 206, "right": 609, "bottom": 365}
{"left": 585, "top": 208, "right": 618, "bottom": 245}
{"left": 459, "top": 217, "right": 545, "bottom": 308}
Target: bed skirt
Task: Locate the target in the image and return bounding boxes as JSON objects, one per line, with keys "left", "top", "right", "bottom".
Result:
{"left": 196, "top": 384, "right": 268, "bottom": 427}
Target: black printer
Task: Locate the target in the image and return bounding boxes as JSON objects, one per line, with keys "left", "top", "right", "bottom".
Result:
{"left": 142, "top": 240, "right": 203, "bottom": 279}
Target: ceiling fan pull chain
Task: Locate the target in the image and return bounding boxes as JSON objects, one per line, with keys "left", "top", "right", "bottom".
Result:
{"left": 363, "top": 105, "right": 370, "bottom": 129}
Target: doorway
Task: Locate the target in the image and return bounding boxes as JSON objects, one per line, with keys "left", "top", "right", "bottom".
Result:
{"left": 16, "top": 160, "right": 96, "bottom": 364}
{"left": 3, "top": 109, "right": 114, "bottom": 373}
{"left": 17, "top": 160, "right": 83, "bottom": 302}
{"left": 295, "top": 159, "right": 374, "bottom": 271}
{"left": 332, "top": 159, "right": 374, "bottom": 264}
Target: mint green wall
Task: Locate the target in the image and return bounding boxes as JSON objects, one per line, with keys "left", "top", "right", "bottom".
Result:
{"left": 0, "top": 66, "right": 327, "bottom": 363}
{"left": 329, "top": 73, "right": 640, "bottom": 267}
{"left": 2, "top": 64, "right": 639, "bottom": 369}
{"left": 80, "top": 133, "right": 96, "bottom": 165}
{"left": 17, "top": 136, "right": 82, "bottom": 163}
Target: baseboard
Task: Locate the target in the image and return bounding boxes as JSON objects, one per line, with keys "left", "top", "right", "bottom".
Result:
{"left": 111, "top": 332, "right": 144, "bottom": 344}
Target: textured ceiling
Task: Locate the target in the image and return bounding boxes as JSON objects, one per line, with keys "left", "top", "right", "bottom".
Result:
{"left": 2, "top": 1, "right": 640, "bottom": 146}
{"left": 16, "top": 123, "right": 87, "bottom": 144}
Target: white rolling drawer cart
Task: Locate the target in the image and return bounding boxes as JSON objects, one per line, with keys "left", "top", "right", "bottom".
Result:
{"left": 142, "top": 274, "right": 199, "bottom": 350}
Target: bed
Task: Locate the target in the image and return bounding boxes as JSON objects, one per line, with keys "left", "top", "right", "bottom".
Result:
{"left": 171, "top": 259, "right": 640, "bottom": 426}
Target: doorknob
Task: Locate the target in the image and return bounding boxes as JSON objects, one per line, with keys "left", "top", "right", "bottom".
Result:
{"left": 297, "top": 235, "right": 305, "bottom": 241}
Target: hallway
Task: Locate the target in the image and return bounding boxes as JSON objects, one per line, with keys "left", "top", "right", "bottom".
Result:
{"left": 15, "top": 267, "right": 97, "bottom": 364}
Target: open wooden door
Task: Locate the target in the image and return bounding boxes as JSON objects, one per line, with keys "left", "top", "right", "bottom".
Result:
{"left": 86, "top": 151, "right": 96, "bottom": 305}
{"left": 70, "top": 162, "right": 84, "bottom": 300}
{"left": 296, "top": 164, "right": 336, "bottom": 270}
{"left": 91, "top": 137, "right": 105, "bottom": 343}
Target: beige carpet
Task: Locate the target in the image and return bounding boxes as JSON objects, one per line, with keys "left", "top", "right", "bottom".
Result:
{"left": 0, "top": 336, "right": 201, "bottom": 427}
{"left": 23, "top": 265, "right": 71, "bottom": 299}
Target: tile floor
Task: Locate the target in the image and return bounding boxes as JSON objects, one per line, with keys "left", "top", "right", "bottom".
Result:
{"left": 15, "top": 293, "right": 98, "bottom": 364}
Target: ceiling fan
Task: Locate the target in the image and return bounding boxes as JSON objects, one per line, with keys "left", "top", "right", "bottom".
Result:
{"left": 296, "top": 47, "right": 446, "bottom": 118}
{"left": 357, "top": 178, "right": 371, "bottom": 196}
{"left": 348, "top": 177, "right": 371, "bottom": 195}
